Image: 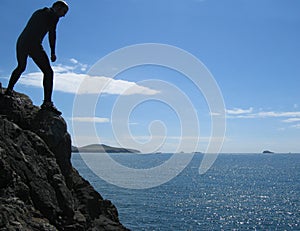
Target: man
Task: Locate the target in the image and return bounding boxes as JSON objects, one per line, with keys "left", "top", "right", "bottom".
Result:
{"left": 5, "top": 1, "right": 69, "bottom": 115}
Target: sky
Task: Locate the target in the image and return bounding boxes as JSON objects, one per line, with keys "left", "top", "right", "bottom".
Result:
{"left": 0, "top": 0, "right": 299, "bottom": 153}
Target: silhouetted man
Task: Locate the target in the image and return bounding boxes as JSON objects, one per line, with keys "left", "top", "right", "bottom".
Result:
{"left": 5, "top": 1, "right": 69, "bottom": 115}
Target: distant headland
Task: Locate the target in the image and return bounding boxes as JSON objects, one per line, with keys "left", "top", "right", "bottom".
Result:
{"left": 262, "top": 150, "right": 274, "bottom": 154}
{"left": 72, "top": 144, "right": 140, "bottom": 153}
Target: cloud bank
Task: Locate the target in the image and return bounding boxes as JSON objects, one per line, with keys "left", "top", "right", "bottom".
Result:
{"left": 71, "top": 117, "right": 109, "bottom": 123}
{"left": 19, "top": 60, "right": 159, "bottom": 96}
{"left": 227, "top": 107, "right": 300, "bottom": 129}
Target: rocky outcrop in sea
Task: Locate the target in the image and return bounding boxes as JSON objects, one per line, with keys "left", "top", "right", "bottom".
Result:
{"left": 0, "top": 90, "right": 129, "bottom": 230}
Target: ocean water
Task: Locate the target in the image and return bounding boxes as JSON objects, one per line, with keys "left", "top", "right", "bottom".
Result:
{"left": 71, "top": 153, "right": 300, "bottom": 230}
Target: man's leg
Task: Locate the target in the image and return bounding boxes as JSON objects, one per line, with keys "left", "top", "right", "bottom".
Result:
{"left": 6, "top": 42, "right": 28, "bottom": 93}
{"left": 31, "top": 47, "right": 61, "bottom": 115}
{"left": 31, "top": 47, "right": 54, "bottom": 102}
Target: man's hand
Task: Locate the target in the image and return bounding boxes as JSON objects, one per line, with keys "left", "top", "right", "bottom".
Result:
{"left": 51, "top": 54, "right": 57, "bottom": 62}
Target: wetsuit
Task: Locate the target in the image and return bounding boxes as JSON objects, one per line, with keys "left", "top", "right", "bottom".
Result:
{"left": 7, "top": 7, "right": 59, "bottom": 102}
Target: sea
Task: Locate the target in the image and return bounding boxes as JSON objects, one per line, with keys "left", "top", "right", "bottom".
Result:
{"left": 71, "top": 153, "right": 300, "bottom": 231}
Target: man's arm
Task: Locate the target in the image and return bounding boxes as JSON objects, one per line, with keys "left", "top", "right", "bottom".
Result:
{"left": 48, "top": 17, "right": 59, "bottom": 62}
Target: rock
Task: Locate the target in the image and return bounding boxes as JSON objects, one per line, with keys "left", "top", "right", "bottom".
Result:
{"left": 0, "top": 91, "right": 129, "bottom": 230}
{"left": 72, "top": 145, "right": 79, "bottom": 153}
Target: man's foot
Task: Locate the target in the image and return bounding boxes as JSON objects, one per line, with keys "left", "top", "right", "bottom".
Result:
{"left": 41, "top": 101, "right": 62, "bottom": 115}
{"left": 4, "top": 88, "right": 14, "bottom": 97}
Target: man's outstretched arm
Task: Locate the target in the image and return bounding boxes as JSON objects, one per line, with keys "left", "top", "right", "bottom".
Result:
{"left": 49, "top": 18, "right": 58, "bottom": 62}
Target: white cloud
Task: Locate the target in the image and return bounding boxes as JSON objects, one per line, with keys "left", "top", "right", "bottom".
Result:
{"left": 71, "top": 117, "right": 109, "bottom": 123}
{"left": 52, "top": 64, "right": 75, "bottom": 73}
{"left": 227, "top": 107, "right": 300, "bottom": 129}
{"left": 227, "top": 107, "right": 300, "bottom": 119}
{"left": 226, "top": 107, "right": 253, "bottom": 115}
{"left": 19, "top": 62, "right": 159, "bottom": 96}
{"left": 256, "top": 111, "right": 300, "bottom": 118}
{"left": 291, "top": 124, "right": 300, "bottom": 129}
{"left": 70, "top": 58, "right": 78, "bottom": 64}
{"left": 68, "top": 58, "right": 88, "bottom": 72}
{"left": 282, "top": 118, "right": 300, "bottom": 123}
{"left": 129, "top": 122, "right": 139, "bottom": 125}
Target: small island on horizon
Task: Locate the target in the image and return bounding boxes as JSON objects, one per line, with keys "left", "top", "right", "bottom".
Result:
{"left": 72, "top": 144, "right": 140, "bottom": 153}
{"left": 262, "top": 150, "right": 275, "bottom": 154}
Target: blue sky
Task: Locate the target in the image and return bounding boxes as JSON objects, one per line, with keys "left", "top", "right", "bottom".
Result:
{"left": 0, "top": 0, "right": 299, "bottom": 153}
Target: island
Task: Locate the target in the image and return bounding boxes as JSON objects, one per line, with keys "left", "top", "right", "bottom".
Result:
{"left": 262, "top": 150, "right": 274, "bottom": 154}
{"left": 72, "top": 144, "right": 140, "bottom": 153}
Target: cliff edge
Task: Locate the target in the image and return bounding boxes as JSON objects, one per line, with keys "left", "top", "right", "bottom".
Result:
{"left": 0, "top": 90, "right": 129, "bottom": 231}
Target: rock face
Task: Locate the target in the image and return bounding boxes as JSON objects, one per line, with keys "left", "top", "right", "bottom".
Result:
{"left": 0, "top": 91, "right": 129, "bottom": 231}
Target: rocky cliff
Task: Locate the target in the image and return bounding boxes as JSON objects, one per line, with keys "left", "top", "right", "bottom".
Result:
{"left": 0, "top": 90, "right": 129, "bottom": 231}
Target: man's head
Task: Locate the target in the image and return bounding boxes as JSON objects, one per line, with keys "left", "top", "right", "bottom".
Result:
{"left": 52, "top": 1, "right": 69, "bottom": 17}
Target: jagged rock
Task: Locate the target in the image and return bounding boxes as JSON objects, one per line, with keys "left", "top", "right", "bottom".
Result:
{"left": 0, "top": 91, "right": 129, "bottom": 231}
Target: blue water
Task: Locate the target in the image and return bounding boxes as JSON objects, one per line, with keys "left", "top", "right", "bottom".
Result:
{"left": 71, "top": 153, "right": 300, "bottom": 230}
